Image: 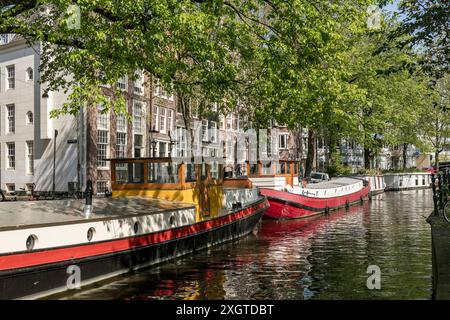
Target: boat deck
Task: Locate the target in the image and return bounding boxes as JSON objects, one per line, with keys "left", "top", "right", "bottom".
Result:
{"left": 0, "top": 197, "right": 195, "bottom": 230}
{"left": 306, "top": 177, "right": 362, "bottom": 189}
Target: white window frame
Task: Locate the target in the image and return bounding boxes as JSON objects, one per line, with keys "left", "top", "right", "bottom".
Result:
{"left": 210, "top": 121, "right": 217, "bottom": 143}
{"left": 176, "top": 127, "right": 186, "bottom": 157}
{"left": 202, "top": 119, "right": 209, "bottom": 142}
{"left": 133, "top": 70, "right": 144, "bottom": 95}
{"left": 279, "top": 133, "right": 289, "bottom": 150}
{"left": 26, "top": 141, "right": 34, "bottom": 175}
{"left": 133, "top": 134, "right": 144, "bottom": 158}
{"left": 26, "top": 111, "right": 33, "bottom": 125}
{"left": 117, "top": 75, "right": 128, "bottom": 91}
{"left": 6, "top": 65, "right": 15, "bottom": 90}
{"left": 133, "top": 101, "right": 144, "bottom": 134}
{"left": 97, "top": 130, "right": 109, "bottom": 169}
{"left": 26, "top": 67, "right": 33, "bottom": 81}
{"left": 116, "top": 132, "right": 127, "bottom": 159}
{"left": 116, "top": 113, "right": 127, "bottom": 133}
{"left": 159, "top": 107, "right": 167, "bottom": 133}
{"left": 167, "top": 109, "right": 174, "bottom": 133}
{"left": 6, "top": 104, "right": 15, "bottom": 133}
{"left": 152, "top": 106, "right": 159, "bottom": 131}
{"left": 6, "top": 142, "right": 15, "bottom": 170}
{"left": 96, "top": 181, "right": 109, "bottom": 195}
{"left": 97, "top": 105, "right": 109, "bottom": 130}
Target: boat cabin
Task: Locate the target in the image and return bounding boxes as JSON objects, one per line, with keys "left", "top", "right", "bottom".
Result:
{"left": 109, "top": 157, "right": 259, "bottom": 220}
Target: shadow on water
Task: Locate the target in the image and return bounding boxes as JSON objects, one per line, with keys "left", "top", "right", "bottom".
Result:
{"left": 58, "top": 189, "right": 434, "bottom": 300}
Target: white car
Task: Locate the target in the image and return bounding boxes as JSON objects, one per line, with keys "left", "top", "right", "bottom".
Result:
{"left": 309, "top": 172, "right": 330, "bottom": 183}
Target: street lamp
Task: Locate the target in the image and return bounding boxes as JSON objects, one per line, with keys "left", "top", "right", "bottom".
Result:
{"left": 149, "top": 126, "right": 159, "bottom": 158}
{"left": 53, "top": 129, "right": 58, "bottom": 197}
{"left": 168, "top": 130, "right": 176, "bottom": 158}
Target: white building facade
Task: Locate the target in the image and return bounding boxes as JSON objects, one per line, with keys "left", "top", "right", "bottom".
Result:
{"left": 0, "top": 35, "right": 79, "bottom": 193}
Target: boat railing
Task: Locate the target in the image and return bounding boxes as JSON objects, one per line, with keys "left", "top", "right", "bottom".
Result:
{"left": 110, "top": 157, "right": 224, "bottom": 190}
{"left": 431, "top": 170, "right": 450, "bottom": 217}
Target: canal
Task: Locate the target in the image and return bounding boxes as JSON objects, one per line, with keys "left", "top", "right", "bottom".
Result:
{"left": 57, "top": 189, "right": 433, "bottom": 300}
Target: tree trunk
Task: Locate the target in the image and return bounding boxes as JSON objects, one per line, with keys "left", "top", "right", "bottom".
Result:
{"left": 364, "top": 148, "right": 371, "bottom": 170}
{"left": 402, "top": 143, "right": 408, "bottom": 170}
{"left": 435, "top": 150, "right": 440, "bottom": 172}
{"left": 305, "top": 129, "right": 316, "bottom": 178}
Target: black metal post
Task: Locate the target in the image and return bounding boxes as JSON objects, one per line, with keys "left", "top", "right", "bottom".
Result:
{"left": 84, "top": 180, "right": 93, "bottom": 218}
{"left": 432, "top": 174, "right": 439, "bottom": 216}
{"left": 438, "top": 173, "right": 444, "bottom": 210}
{"left": 52, "top": 129, "right": 58, "bottom": 198}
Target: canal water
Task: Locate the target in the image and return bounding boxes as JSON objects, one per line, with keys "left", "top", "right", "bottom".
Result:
{"left": 58, "top": 189, "right": 433, "bottom": 300}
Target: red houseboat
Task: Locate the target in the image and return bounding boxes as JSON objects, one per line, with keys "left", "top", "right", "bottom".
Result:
{"left": 244, "top": 160, "right": 370, "bottom": 219}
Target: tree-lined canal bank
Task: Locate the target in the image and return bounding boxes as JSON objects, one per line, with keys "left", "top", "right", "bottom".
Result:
{"left": 56, "top": 189, "right": 433, "bottom": 300}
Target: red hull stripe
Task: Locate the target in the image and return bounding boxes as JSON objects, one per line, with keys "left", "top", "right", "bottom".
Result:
{"left": 0, "top": 200, "right": 268, "bottom": 271}
{"left": 260, "top": 186, "right": 370, "bottom": 219}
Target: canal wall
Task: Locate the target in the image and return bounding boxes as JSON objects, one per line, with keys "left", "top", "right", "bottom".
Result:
{"left": 427, "top": 213, "right": 450, "bottom": 300}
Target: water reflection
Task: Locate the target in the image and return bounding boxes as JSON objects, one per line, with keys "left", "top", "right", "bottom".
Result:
{"left": 58, "top": 189, "right": 433, "bottom": 300}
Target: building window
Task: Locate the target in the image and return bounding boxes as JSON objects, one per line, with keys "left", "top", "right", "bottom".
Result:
{"left": 159, "top": 141, "right": 167, "bottom": 157}
{"left": 116, "top": 113, "right": 127, "bottom": 132}
{"left": 134, "top": 134, "right": 143, "bottom": 158}
{"left": 210, "top": 121, "right": 218, "bottom": 143}
{"left": 116, "top": 132, "right": 127, "bottom": 158}
{"left": 0, "top": 34, "right": 11, "bottom": 45}
{"left": 26, "top": 67, "right": 33, "bottom": 81}
{"left": 26, "top": 111, "right": 33, "bottom": 125}
{"left": 226, "top": 114, "right": 232, "bottom": 130}
{"left": 6, "top": 184, "right": 15, "bottom": 193}
{"left": 167, "top": 109, "right": 174, "bottom": 133}
{"left": 117, "top": 75, "right": 127, "bottom": 91}
{"left": 96, "top": 181, "right": 109, "bottom": 195}
{"left": 6, "top": 104, "right": 15, "bottom": 133}
{"left": 153, "top": 79, "right": 173, "bottom": 100}
{"left": 152, "top": 106, "right": 159, "bottom": 131}
{"left": 97, "top": 130, "right": 109, "bottom": 168}
{"left": 159, "top": 107, "right": 167, "bottom": 133}
{"left": 133, "top": 101, "right": 144, "bottom": 134}
{"left": 176, "top": 127, "right": 186, "bottom": 157}
{"left": 133, "top": 70, "right": 144, "bottom": 94}
{"left": 26, "top": 141, "right": 34, "bottom": 175}
{"left": 6, "top": 142, "right": 15, "bottom": 169}
{"left": 6, "top": 65, "right": 15, "bottom": 90}
{"left": 97, "top": 105, "right": 109, "bottom": 130}
{"left": 279, "top": 134, "right": 289, "bottom": 150}
{"left": 202, "top": 119, "right": 208, "bottom": 141}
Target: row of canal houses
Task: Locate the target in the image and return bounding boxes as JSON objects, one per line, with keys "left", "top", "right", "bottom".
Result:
{"left": 0, "top": 34, "right": 441, "bottom": 196}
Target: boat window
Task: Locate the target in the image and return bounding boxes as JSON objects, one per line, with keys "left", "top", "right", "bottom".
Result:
{"left": 250, "top": 164, "right": 258, "bottom": 175}
{"left": 201, "top": 163, "right": 207, "bottom": 180}
{"left": 276, "top": 162, "right": 286, "bottom": 174}
{"left": 26, "top": 234, "right": 38, "bottom": 251}
{"left": 133, "top": 221, "right": 141, "bottom": 234}
{"left": 87, "top": 227, "right": 96, "bottom": 242}
{"left": 186, "top": 163, "right": 196, "bottom": 182}
{"left": 115, "top": 163, "right": 128, "bottom": 183}
{"left": 148, "top": 162, "right": 178, "bottom": 183}
{"left": 311, "top": 173, "right": 322, "bottom": 179}
{"left": 262, "top": 162, "right": 272, "bottom": 175}
{"left": 210, "top": 161, "right": 219, "bottom": 180}
{"left": 132, "top": 163, "right": 145, "bottom": 183}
